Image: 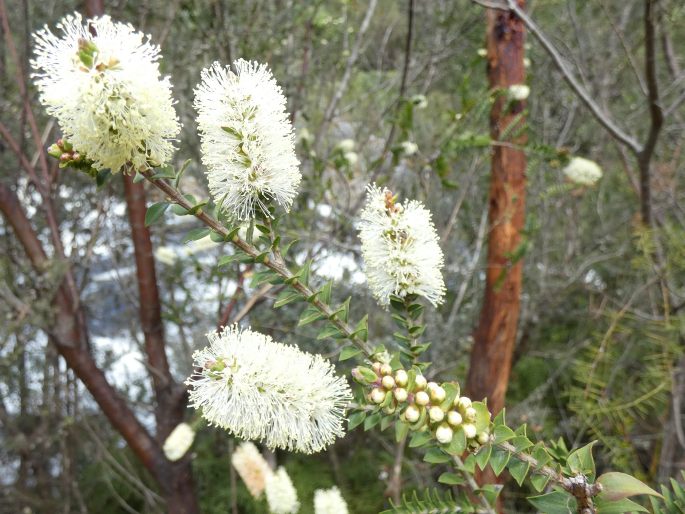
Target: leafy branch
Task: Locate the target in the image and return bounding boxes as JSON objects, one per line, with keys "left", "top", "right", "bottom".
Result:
{"left": 139, "top": 167, "right": 374, "bottom": 357}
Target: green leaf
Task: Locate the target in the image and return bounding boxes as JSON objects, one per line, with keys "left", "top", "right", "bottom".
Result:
{"left": 530, "top": 472, "right": 551, "bottom": 492}
{"left": 395, "top": 421, "right": 409, "bottom": 443}
{"left": 440, "top": 383, "right": 459, "bottom": 411}
{"left": 274, "top": 290, "right": 303, "bottom": 308}
{"left": 319, "top": 281, "right": 333, "bottom": 304}
{"left": 144, "top": 202, "right": 169, "bottom": 226}
{"left": 348, "top": 411, "right": 366, "bottom": 431}
{"left": 508, "top": 458, "right": 530, "bottom": 486}
{"left": 356, "top": 367, "right": 378, "bottom": 383}
{"left": 298, "top": 306, "right": 326, "bottom": 326}
{"left": 364, "top": 412, "right": 382, "bottom": 431}
{"left": 527, "top": 489, "right": 576, "bottom": 513}
{"left": 316, "top": 324, "right": 345, "bottom": 340}
{"left": 512, "top": 435, "right": 533, "bottom": 452}
{"left": 595, "top": 497, "right": 649, "bottom": 513}
{"left": 409, "top": 430, "right": 432, "bottom": 448}
{"left": 339, "top": 346, "right": 363, "bottom": 361}
{"left": 352, "top": 315, "right": 369, "bottom": 341}
{"left": 424, "top": 448, "right": 451, "bottom": 464}
{"left": 475, "top": 444, "right": 492, "bottom": 471}
{"left": 597, "top": 472, "right": 663, "bottom": 502}
{"left": 149, "top": 164, "right": 176, "bottom": 179}
{"left": 183, "top": 227, "right": 211, "bottom": 243}
{"left": 489, "top": 448, "right": 511, "bottom": 477}
{"left": 444, "top": 426, "right": 467, "bottom": 455}
{"left": 494, "top": 424, "right": 515, "bottom": 443}
{"left": 567, "top": 441, "right": 597, "bottom": 479}
{"left": 173, "top": 158, "right": 192, "bottom": 188}
{"left": 438, "top": 472, "right": 464, "bottom": 486}
{"left": 256, "top": 270, "right": 283, "bottom": 287}
{"left": 462, "top": 454, "right": 476, "bottom": 473}
{"left": 472, "top": 401, "right": 491, "bottom": 433}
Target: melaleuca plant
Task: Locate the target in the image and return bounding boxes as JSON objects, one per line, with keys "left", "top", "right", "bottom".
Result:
{"left": 34, "top": 12, "right": 666, "bottom": 514}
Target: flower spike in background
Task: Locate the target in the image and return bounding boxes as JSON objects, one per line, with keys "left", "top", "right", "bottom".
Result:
{"left": 194, "top": 59, "right": 301, "bottom": 220}
{"left": 31, "top": 13, "right": 180, "bottom": 172}
{"left": 231, "top": 441, "right": 273, "bottom": 498}
{"left": 185, "top": 325, "right": 351, "bottom": 453}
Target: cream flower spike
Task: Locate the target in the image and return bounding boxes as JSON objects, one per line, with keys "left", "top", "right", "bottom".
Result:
{"left": 265, "top": 467, "right": 300, "bottom": 514}
{"left": 231, "top": 442, "right": 273, "bottom": 498}
{"left": 563, "top": 156, "right": 603, "bottom": 186}
{"left": 357, "top": 184, "right": 446, "bottom": 307}
{"left": 314, "top": 486, "right": 349, "bottom": 514}
{"left": 162, "top": 422, "right": 195, "bottom": 461}
{"left": 185, "top": 325, "right": 352, "bottom": 453}
{"left": 194, "top": 59, "right": 301, "bottom": 220}
{"left": 31, "top": 13, "right": 180, "bottom": 172}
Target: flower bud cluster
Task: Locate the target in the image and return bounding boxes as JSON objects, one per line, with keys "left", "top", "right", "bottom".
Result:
{"left": 48, "top": 138, "right": 97, "bottom": 176}
{"left": 352, "top": 361, "right": 491, "bottom": 449}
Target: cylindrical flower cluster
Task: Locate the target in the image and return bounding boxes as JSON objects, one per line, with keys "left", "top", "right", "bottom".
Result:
{"left": 231, "top": 441, "right": 273, "bottom": 498}
{"left": 314, "top": 486, "right": 349, "bottom": 514}
{"left": 32, "top": 13, "right": 180, "bottom": 172}
{"left": 357, "top": 185, "right": 446, "bottom": 307}
{"left": 353, "top": 362, "right": 491, "bottom": 448}
{"left": 185, "top": 325, "right": 352, "bottom": 453}
{"left": 563, "top": 157, "right": 603, "bottom": 186}
{"left": 265, "top": 467, "right": 300, "bottom": 514}
{"left": 162, "top": 422, "right": 196, "bottom": 461}
{"left": 194, "top": 59, "right": 301, "bottom": 220}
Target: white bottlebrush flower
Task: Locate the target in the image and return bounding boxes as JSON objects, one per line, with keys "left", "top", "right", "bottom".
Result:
{"left": 477, "top": 48, "right": 487, "bottom": 57}
{"left": 314, "top": 487, "right": 349, "bottom": 514}
{"left": 298, "top": 127, "right": 313, "bottom": 144}
{"left": 336, "top": 138, "right": 355, "bottom": 152}
{"left": 563, "top": 157, "right": 603, "bottom": 186}
{"left": 194, "top": 60, "right": 301, "bottom": 220}
{"left": 357, "top": 185, "right": 446, "bottom": 307}
{"left": 344, "top": 151, "right": 359, "bottom": 166}
{"left": 508, "top": 84, "right": 530, "bottom": 101}
{"left": 231, "top": 441, "right": 273, "bottom": 498}
{"left": 523, "top": 57, "right": 531, "bottom": 68}
{"left": 31, "top": 13, "right": 179, "bottom": 172}
{"left": 154, "top": 246, "right": 177, "bottom": 266}
{"left": 265, "top": 467, "right": 300, "bottom": 514}
{"left": 411, "top": 94, "right": 428, "bottom": 109}
{"left": 162, "top": 422, "right": 195, "bottom": 461}
{"left": 400, "top": 141, "right": 419, "bottom": 156}
{"left": 185, "top": 325, "right": 352, "bottom": 453}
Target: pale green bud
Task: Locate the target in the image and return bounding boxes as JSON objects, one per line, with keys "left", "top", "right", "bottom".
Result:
{"left": 430, "top": 385, "right": 446, "bottom": 403}
{"left": 436, "top": 423, "right": 454, "bottom": 444}
{"left": 415, "top": 391, "right": 430, "bottom": 406}
{"left": 447, "top": 411, "right": 463, "bottom": 427}
{"left": 395, "top": 369, "right": 408, "bottom": 387}
{"left": 429, "top": 406, "right": 445, "bottom": 423}
{"left": 370, "top": 388, "right": 386, "bottom": 404}
{"left": 405, "top": 405, "right": 420, "bottom": 423}
{"left": 394, "top": 388, "right": 408, "bottom": 403}
{"left": 456, "top": 397, "right": 472, "bottom": 412}
{"left": 414, "top": 375, "right": 427, "bottom": 391}
{"left": 381, "top": 375, "right": 396, "bottom": 390}
{"left": 463, "top": 423, "right": 477, "bottom": 439}
{"left": 464, "top": 407, "right": 477, "bottom": 423}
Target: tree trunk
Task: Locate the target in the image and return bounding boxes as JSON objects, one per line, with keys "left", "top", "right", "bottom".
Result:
{"left": 466, "top": 1, "right": 527, "bottom": 416}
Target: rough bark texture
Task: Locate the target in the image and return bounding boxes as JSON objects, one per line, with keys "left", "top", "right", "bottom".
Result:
{"left": 466, "top": 1, "right": 527, "bottom": 417}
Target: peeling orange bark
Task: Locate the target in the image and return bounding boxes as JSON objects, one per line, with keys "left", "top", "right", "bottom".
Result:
{"left": 466, "top": 1, "right": 527, "bottom": 416}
